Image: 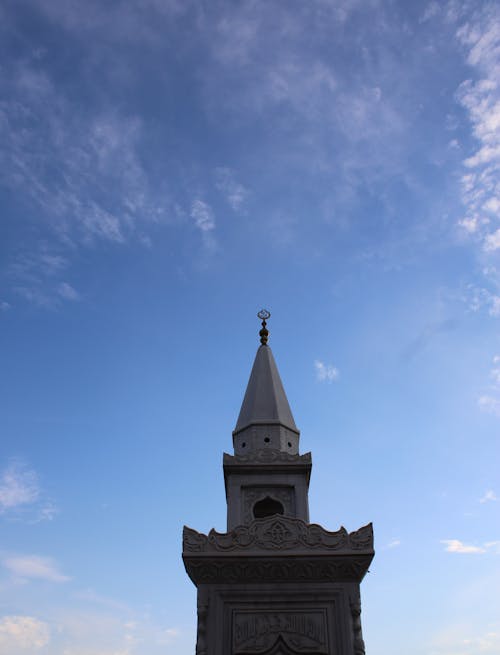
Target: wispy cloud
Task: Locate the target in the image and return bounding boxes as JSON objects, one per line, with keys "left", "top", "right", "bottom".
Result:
{"left": 0, "top": 615, "right": 50, "bottom": 651}
{"left": 215, "top": 167, "right": 248, "bottom": 212}
{"left": 454, "top": 4, "right": 500, "bottom": 304}
{"left": 47, "top": 607, "right": 182, "bottom": 655}
{"left": 1, "top": 65, "right": 147, "bottom": 243}
{"left": 431, "top": 623, "right": 500, "bottom": 655}
{"left": 3, "top": 554, "right": 70, "bottom": 583}
{"left": 463, "top": 284, "right": 500, "bottom": 317}
{"left": 441, "top": 539, "right": 500, "bottom": 554}
{"left": 0, "top": 53, "right": 172, "bottom": 305}
{"left": 0, "top": 459, "right": 57, "bottom": 521}
{"left": 57, "top": 282, "right": 80, "bottom": 302}
{"left": 157, "top": 626, "right": 181, "bottom": 646}
{"left": 384, "top": 539, "right": 401, "bottom": 549}
{"left": 190, "top": 199, "right": 217, "bottom": 252}
{"left": 478, "top": 355, "right": 500, "bottom": 417}
{"left": 191, "top": 199, "right": 215, "bottom": 233}
{"left": 314, "top": 359, "right": 339, "bottom": 383}
{"left": 478, "top": 395, "right": 500, "bottom": 416}
{"left": 480, "top": 490, "right": 498, "bottom": 503}
{"left": 74, "top": 589, "right": 131, "bottom": 613}
{"left": 0, "top": 461, "right": 39, "bottom": 511}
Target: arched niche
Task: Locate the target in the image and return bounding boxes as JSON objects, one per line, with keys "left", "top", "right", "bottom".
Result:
{"left": 253, "top": 496, "right": 285, "bottom": 519}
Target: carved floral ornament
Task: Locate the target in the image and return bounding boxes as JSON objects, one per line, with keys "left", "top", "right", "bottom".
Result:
{"left": 183, "top": 515, "right": 373, "bottom": 553}
{"left": 224, "top": 449, "right": 312, "bottom": 465}
{"left": 233, "top": 610, "right": 328, "bottom": 654}
{"left": 183, "top": 557, "right": 372, "bottom": 584}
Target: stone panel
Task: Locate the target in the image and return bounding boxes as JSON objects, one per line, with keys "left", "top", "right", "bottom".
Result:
{"left": 202, "top": 583, "right": 351, "bottom": 655}
{"left": 233, "top": 609, "right": 328, "bottom": 654}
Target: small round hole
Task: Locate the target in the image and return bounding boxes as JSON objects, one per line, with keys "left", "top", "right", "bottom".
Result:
{"left": 264, "top": 437, "right": 270, "bottom": 443}
{"left": 241, "top": 442, "right": 246, "bottom": 448}
{"left": 288, "top": 442, "right": 292, "bottom": 448}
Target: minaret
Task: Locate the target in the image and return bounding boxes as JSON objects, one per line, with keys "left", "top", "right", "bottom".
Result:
{"left": 226, "top": 309, "right": 311, "bottom": 529}
{"left": 183, "top": 311, "right": 374, "bottom": 655}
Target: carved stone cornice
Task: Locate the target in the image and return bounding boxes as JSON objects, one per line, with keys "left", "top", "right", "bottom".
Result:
{"left": 184, "top": 516, "right": 373, "bottom": 553}
{"left": 224, "top": 449, "right": 312, "bottom": 466}
{"left": 183, "top": 554, "right": 373, "bottom": 585}
{"left": 183, "top": 516, "right": 374, "bottom": 584}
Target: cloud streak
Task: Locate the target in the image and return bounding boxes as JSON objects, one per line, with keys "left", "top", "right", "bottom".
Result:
{"left": 3, "top": 555, "right": 70, "bottom": 583}
{"left": 0, "top": 461, "right": 39, "bottom": 511}
{"left": 215, "top": 167, "right": 248, "bottom": 212}
{"left": 0, "top": 460, "right": 57, "bottom": 521}
{"left": 441, "top": 539, "right": 500, "bottom": 554}
{"left": 190, "top": 199, "right": 217, "bottom": 252}
{"left": 478, "top": 355, "right": 500, "bottom": 417}
{"left": 480, "top": 489, "right": 498, "bottom": 503}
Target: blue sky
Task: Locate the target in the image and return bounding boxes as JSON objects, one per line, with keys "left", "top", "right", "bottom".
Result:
{"left": 1, "top": 0, "right": 499, "bottom": 653}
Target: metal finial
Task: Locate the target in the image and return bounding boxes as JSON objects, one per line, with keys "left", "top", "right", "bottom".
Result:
{"left": 257, "top": 309, "right": 271, "bottom": 345}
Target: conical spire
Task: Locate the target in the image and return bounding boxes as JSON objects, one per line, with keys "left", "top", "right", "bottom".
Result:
{"left": 232, "top": 311, "right": 300, "bottom": 455}
{"left": 234, "top": 343, "right": 298, "bottom": 435}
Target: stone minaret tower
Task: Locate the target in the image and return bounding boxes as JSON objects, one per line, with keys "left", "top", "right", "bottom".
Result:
{"left": 183, "top": 311, "right": 374, "bottom": 655}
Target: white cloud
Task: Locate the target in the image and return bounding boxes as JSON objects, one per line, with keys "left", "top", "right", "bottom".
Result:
{"left": 0, "top": 615, "right": 50, "bottom": 653}
{"left": 314, "top": 359, "right": 339, "bottom": 382}
{"left": 484, "top": 228, "right": 500, "bottom": 252}
{"left": 51, "top": 608, "right": 181, "bottom": 655}
{"left": 157, "top": 627, "right": 181, "bottom": 645}
{"left": 480, "top": 490, "right": 498, "bottom": 503}
{"left": 420, "top": 2, "right": 440, "bottom": 23}
{"left": 385, "top": 539, "right": 401, "bottom": 549}
{"left": 431, "top": 624, "right": 500, "bottom": 655}
{"left": 464, "top": 284, "right": 500, "bottom": 317}
{"left": 478, "top": 395, "right": 500, "bottom": 416}
{"left": 477, "top": 354, "right": 500, "bottom": 417}
{"left": 441, "top": 539, "right": 486, "bottom": 554}
{"left": 164, "top": 627, "right": 180, "bottom": 637}
{"left": 0, "top": 56, "right": 174, "bottom": 304}
{"left": 462, "top": 630, "right": 500, "bottom": 653}
{"left": 215, "top": 167, "right": 248, "bottom": 211}
{"left": 0, "top": 461, "right": 39, "bottom": 511}
{"left": 0, "top": 301, "right": 10, "bottom": 311}
{"left": 490, "top": 296, "right": 500, "bottom": 316}
{"left": 58, "top": 282, "right": 80, "bottom": 301}
{"left": 190, "top": 199, "right": 217, "bottom": 253}
{"left": 0, "top": 460, "right": 56, "bottom": 521}
{"left": 458, "top": 216, "right": 479, "bottom": 233}
{"left": 61, "top": 649, "right": 131, "bottom": 655}
{"left": 441, "top": 539, "right": 500, "bottom": 554}
{"left": 455, "top": 8, "right": 500, "bottom": 262}
{"left": 191, "top": 199, "right": 215, "bottom": 232}
{"left": 3, "top": 555, "right": 70, "bottom": 583}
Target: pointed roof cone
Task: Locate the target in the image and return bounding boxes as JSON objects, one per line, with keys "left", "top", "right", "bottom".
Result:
{"left": 233, "top": 343, "right": 299, "bottom": 436}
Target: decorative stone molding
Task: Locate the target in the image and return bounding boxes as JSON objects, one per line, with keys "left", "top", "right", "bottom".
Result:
{"left": 196, "top": 587, "right": 209, "bottom": 655}
{"left": 183, "top": 516, "right": 373, "bottom": 553}
{"left": 233, "top": 609, "right": 328, "bottom": 654}
{"left": 224, "top": 450, "right": 312, "bottom": 466}
{"left": 184, "top": 557, "right": 372, "bottom": 584}
{"left": 349, "top": 591, "right": 366, "bottom": 655}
